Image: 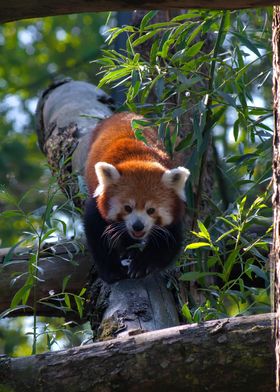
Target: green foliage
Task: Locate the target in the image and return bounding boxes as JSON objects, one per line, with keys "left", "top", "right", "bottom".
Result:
{"left": 0, "top": 12, "right": 112, "bottom": 357}
{"left": 182, "top": 193, "right": 271, "bottom": 321}
{"left": 97, "top": 14, "right": 272, "bottom": 238}
{"left": 0, "top": 181, "right": 87, "bottom": 354}
{"left": 0, "top": 317, "right": 92, "bottom": 356}
{"left": 97, "top": 9, "right": 272, "bottom": 321}
{"left": 0, "top": 13, "right": 109, "bottom": 247}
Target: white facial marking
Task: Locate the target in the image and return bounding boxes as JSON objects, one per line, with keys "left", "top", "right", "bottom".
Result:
{"left": 158, "top": 207, "right": 173, "bottom": 226}
{"left": 161, "top": 166, "right": 190, "bottom": 201}
{"left": 107, "top": 196, "right": 122, "bottom": 220}
{"left": 94, "top": 162, "right": 120, "bottom": 197}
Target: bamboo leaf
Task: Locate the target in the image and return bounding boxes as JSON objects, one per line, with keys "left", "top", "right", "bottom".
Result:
{"left": 11, "top": 284, "right": 32, "bottom": 308}
{"left": 140, "top": 11, "right": 158, "bottom": 31}
{"left": 185, "top": 242, "right": 211, "bottom": 250}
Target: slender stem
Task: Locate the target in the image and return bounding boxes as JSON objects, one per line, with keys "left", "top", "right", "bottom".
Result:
{"left": 31, "top": 185, "right": 57, "bottom": 355}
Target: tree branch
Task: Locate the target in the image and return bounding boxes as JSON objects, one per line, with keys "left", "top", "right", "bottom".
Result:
{"left": 0, "top": 313, "right": 275, "bottom": 392}
{"left": 0, "top": 0, "right": 279, "bottom": 24}
{"left": 0, "top": 244, "right": 92, "bottom": 318}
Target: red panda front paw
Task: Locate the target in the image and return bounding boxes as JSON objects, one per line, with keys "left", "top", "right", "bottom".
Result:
{"left": 127, "top": 259, "right": 156, "bottom": 279}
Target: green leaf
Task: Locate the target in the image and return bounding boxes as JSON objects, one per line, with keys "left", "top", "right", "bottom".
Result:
{"left": 11, "top": 284, "right": 32, "bottom": 308}
{"left": 155, "top": 76, "right": 165, "bottom": 99}
{"left": 208, "top": 106, "right": 226, "bottom": 129}
{"left": 0, "top": 210, "right": 24, "bottom": 218}
{"left": 79, "top": 287, "right": 87, "bottom": 297}
{"left": 159, "top": 38, "right": 175, "bottom": 59}
{"left": 248, "top": 264, "right": 269, "bottom": 282}
{"left": 41, "top": 228, "right": 57, "bottom": 244}
{"left": 3, "top": 238, "right": 27, "bottom": 263}
{"left": 233, "top": 119, "right": 239, "bottom": 142}
{"left": 223, "top": 249, "right": 239, "bottom": 281}
{"left": 38, "top": 301, "right": 68, "bottom": 313}
{"left": 74, "top": 295, "right": 84, "bottom": 319}
{"left": 64, "top": 293, "right": 71, "bottom": 309}
{"left": 216, "top": 228, "right": 237, "bottom": 242}
{"left": 133, "top": 30, "right": 158, "bottom": 47}
{"left": 232, "top": 32, "right": 262, "bottom": 58}
{"left": 182, "top": 303, "right": 193, "bottom": 323}
{"left": 140, "top": 11, "right": 158, "bottom": 31}
{"left": 180, "top": 270, "right": 220, "bottom": 281}
{"left": 175, "top": 133, "right": 193, "bottom": 152}
{"left": 0, "top": 305, "right": 33, "bottom": 319}
{"left": 185, "top": 242, "right": 211, "bottom": 250}
{"left": 62, "top": 275, "right": 71, "bottom": 292}
{"left": 197, "top": 220, "right": 210, "bottom": 240}
{"left": 53, "top": 218, "right": 67, "bottom": 236}
{"left": 216, "top": 91, "right": 236, "bottom": 107}
{"left": 185, "top": 41, "right": 204, "bottom": 57}
{"left": 238, "top": 195, "right": 247, "bottom": 216}
{"left": 186, "top": 23, "right": 203, "bottom": 46}
{"left": 150, "top": 39, "right": 160, "bottom": 64}
{"left": 218, "top": 216, "right": 238, "bottom": 229}
{"left": 171, "top": 12, "right": 200, "bottom": 22}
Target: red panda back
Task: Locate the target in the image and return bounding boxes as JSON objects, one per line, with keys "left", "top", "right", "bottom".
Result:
{"left": 85, "top": 112, "right": 170, "bottom": 196}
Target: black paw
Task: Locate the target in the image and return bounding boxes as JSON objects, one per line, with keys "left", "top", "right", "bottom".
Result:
{"left": 127, "top": 259, "right": 156, "bottom": 279}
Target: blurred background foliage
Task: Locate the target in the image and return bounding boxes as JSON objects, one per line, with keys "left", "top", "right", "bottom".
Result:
{"left": 0, "top": 12, "right": 111, "bottom": 356}
{"left": 0, "top": 9, "right": 273, "bottom": 356}
{"left": 97, "top": 8, "right": 272, "bottom": 320}
{"left": 0, "top": 12, "right": 109, "bottom": 247}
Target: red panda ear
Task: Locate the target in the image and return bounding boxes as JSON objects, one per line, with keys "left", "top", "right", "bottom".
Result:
{"left": 161, "top": 167, "right": 190, "bottom": 201}
{"left": 94, "top": 162, "right": 120, "bottom": 197}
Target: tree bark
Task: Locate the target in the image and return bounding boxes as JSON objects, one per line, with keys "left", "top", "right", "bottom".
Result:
{"left": 0, "top": 0, "right": 279, "bottom": 24}
{"left": 272, "top": 6, "right": 280, "bottom": 392}
{"left": 0, "top": 244, "right": 92, "bottom": 319}
{"left": 0, "top": 313, "right": 275, "bottom": 392}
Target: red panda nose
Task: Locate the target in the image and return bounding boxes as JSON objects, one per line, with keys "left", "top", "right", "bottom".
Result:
{"left": 132, "top": 220, "right": 145, "bottom": 232}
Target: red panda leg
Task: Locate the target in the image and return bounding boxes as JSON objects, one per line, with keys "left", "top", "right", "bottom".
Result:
{"left": 84, "top": 199, "right": 128, "bottom": 283}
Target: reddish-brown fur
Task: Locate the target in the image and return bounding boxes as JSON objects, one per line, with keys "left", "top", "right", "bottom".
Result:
{"left": 85, "top": 112, "right": 185, "bottom": 222}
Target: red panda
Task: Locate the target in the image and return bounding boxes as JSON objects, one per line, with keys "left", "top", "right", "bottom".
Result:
{"left": 84, "top": 112, "right": 190, "bottom": 283}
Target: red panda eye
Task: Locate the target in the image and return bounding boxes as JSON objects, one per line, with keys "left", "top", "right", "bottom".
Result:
{"left": 147, "top": 207, "right": 155, "bottom": 215}
{"left": 124, "top": 205, "right": 133, "bottom": 213}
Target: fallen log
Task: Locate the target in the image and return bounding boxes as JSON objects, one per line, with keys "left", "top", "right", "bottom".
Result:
{"left": 0, "top": 313, "right": 275, "bottom": 392}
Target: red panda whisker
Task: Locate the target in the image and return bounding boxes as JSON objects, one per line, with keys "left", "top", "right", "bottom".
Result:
{"left": 102, "top": 222, "right": 125, "bottom": 240}
{"left": 102, "top": 222, "right": 125, "bottom": 236}
{"left": 152, "top": 233, "right": 168, "bottom": 249}
{"left": 151, "top": 225, "right": 175, "bottom": 247}
{"left": 102, "top": 222, "right": 127, "bottom": 251}
{"left": 109, "top": 228, "right": 127, "bottom": 251}
{"left": 156, "top": 225, "right": 176, "bottom": 242}
{"left": 149, "top": 231, "right": 160, "bottom": 248}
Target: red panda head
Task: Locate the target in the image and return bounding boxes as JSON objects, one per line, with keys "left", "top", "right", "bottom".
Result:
{"left": 94, "top": 161, "right": 190, "bottom": 241}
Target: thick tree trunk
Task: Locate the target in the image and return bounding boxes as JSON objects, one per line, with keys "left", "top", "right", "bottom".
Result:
{"left": 0, "top": 244, "right": 91, "bottom": 318}
{"left": 0, "top": 314, "right": 275, "bottom": 392}
{"left": 273, "top": 6, "right": 280, "bottom": 392}
{"left": 0, "top": 0, "right": 279, "bottom": 24}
